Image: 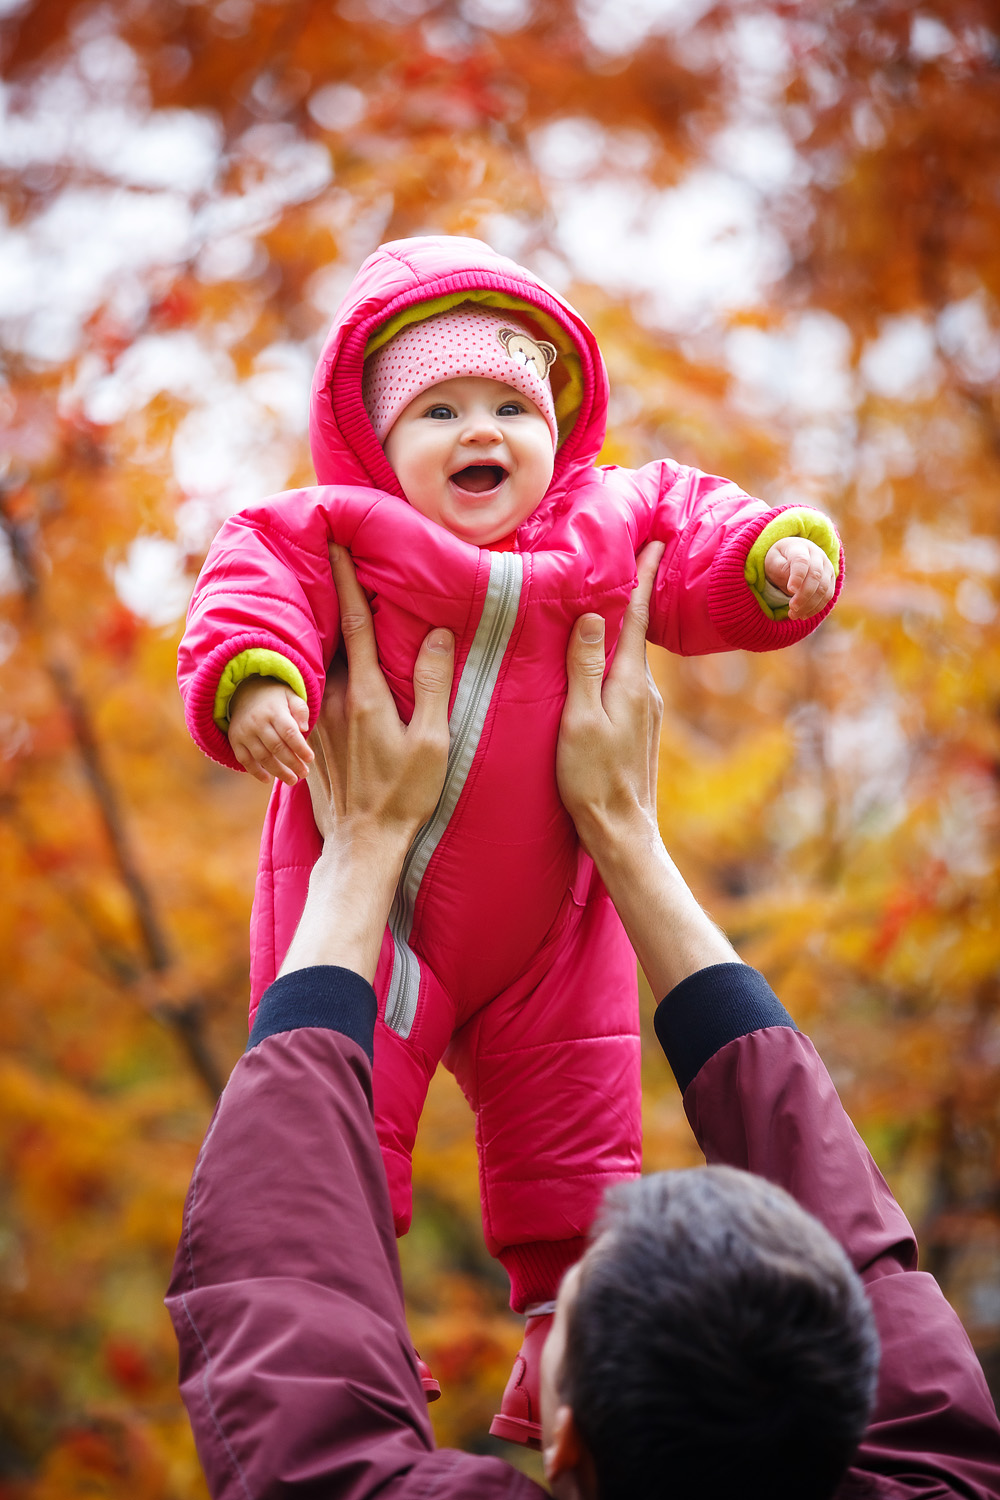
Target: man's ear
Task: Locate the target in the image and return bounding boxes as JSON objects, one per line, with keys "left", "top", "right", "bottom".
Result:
{"left": 543, "top": 1403, "right": 592, "bottom": 1497}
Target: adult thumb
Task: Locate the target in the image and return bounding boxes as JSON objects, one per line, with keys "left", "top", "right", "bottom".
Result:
{"left": 565, "top": 613, "right": 607, "bottom": 717}
{"left": 412, "top": 628, "right": 455, "bottom": 732}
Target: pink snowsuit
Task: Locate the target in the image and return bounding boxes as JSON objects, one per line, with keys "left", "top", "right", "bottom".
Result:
{"left": 178, "top": 235, "right": 843, "bottom": 1310}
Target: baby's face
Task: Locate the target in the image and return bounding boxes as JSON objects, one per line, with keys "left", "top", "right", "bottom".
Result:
{"left": 382, "top": 376, "right": 555, "bottom": 547}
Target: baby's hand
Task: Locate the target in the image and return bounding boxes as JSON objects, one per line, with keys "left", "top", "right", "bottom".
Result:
{"left": 227, "top": 677, "right": 314, "bottom": 786}
{"left": 763, "top": 537, "right": 836, "bottom": 621}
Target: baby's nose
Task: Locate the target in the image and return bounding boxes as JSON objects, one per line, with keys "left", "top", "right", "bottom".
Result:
{"left": 461, "top": 417, "right": 502, "bottom": 443}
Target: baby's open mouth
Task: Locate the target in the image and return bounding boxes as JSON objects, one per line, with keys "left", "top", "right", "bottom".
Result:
{"left": 450, "top": 464, "right": 507, "bottom": 494}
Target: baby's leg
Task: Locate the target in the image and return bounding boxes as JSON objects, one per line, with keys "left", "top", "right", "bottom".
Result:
{"left": 372, "top": 936, "right": 458, "bottom": 1237}
{"left": 447, "top": 872, "right": 641, "bottom": 1311}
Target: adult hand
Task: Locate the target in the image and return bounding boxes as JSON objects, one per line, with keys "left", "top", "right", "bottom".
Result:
{"left": 557, "top": 541, "right": 665, "bottom": 855}
{"left": 279, "top": 544, "right": 454, "bottom": 982}
{"left": 306, "top": 543, "right": 454, "bottom": 851}
{"left": 557, "top": 540, "right": 738, "bottom": 997}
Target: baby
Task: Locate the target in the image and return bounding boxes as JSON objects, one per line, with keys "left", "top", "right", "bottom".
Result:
{"left": 178, "top": 235, "right": 841, "bottom": 1446}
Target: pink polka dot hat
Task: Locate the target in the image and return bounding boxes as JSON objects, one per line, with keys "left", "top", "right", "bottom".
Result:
{"left": 363, "top": 304, "right": 559, "bottom": 445}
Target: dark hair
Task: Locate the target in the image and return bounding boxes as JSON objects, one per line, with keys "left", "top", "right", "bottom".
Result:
{"left": 562, "top": 1167, "right": 879, "bottom": 1500}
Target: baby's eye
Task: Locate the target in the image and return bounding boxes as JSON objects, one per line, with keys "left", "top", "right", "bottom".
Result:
{"left": 425, "top": 404, "right": 456, "bottom": 420}
{"left": 497, "top": 402, "right": 524, "bottom": 416}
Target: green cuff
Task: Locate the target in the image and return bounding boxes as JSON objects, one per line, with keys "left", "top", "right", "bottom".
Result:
{"left": 744, "top": 509, "right": 842, "bottom": 620}
{"left": 213, "top": 649, "right": 308, "bottom": 733}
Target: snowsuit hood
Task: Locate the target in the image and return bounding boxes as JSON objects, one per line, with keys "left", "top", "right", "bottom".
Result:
{"left": 308, "top": 235, "right": 610, "bottom": 543}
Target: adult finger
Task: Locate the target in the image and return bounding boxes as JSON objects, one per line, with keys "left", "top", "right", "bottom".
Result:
{"left": 410, "top": 628, "right": 455, "bottom": 743}
{"left": 605, "top": 540, "right": 664, "bottom": 704}
{"left": 564, "top": 613, "right": 608, "bottom": 726}
{"left": 309, "top": 657, "right": 349, "bottom": 775}
{"left": 617, "top": 541, "right": 664, "bottom": 665}
{"left": 642, "top": 649, "right": 663, "bottom": 799}
{"left": 329, "top": 542, "right": 382, "bottom": 688}
{"left": 304, "top": 710, "right": 340, "bottom": 838}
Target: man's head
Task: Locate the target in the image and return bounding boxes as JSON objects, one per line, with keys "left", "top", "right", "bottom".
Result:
{"left": 540, "top": 1166, "right": 879, "bottom": 1500}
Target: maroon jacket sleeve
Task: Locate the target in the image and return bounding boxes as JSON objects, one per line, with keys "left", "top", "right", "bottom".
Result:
{"left": 166, "top": 967, "right": 543, "bottom": 1500}
{"left": 655, "top": 963, "right": 1000, "bottom": 1500}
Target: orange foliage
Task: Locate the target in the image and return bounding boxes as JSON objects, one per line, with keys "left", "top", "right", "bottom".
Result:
{"left": 1, "top": 0, "right": 998, "bottom": 1491}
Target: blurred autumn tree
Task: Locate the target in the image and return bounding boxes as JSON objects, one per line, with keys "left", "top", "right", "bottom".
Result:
{"left": 1, "top": 0, "right": 999, "bottom": 1492}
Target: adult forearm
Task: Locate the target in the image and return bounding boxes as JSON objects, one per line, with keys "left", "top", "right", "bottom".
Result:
{"left": 557, "top": 545, "right": 738, "bottom": 998}
{"left": 581, "top": 806, "right": 740, "bottom": 1001}
{"left": 279, "top": 831, "right": 410, "bottom": 983}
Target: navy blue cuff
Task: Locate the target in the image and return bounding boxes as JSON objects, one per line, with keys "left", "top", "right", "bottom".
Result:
{"left": 247, "top": 966, "right": 377, "bottom": 1065}
{"left": 654, "top": 963, "right": 796, "bottom": 1095}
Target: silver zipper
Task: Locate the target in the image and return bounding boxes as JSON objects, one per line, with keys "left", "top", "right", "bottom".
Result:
{"left": 384, "top": 551, "right": 525, "bottom": 1037}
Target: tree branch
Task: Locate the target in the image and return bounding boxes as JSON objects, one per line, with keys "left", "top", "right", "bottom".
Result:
{"left": 0, "top": 478, "right": 224, "bottom": 1100}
